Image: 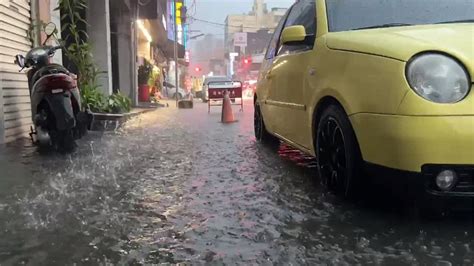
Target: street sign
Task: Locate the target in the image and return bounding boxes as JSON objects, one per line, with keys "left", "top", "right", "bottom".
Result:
{"left": 234, "top": 32, "right": 247, "bottom": 47}
{"left": 208, "top": 81, "right": 244, "bottom": 113}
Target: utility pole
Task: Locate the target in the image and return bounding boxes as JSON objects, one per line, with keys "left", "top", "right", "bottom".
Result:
{"left": 133, "top": 3, "right": 139, "bottom": 106}
{"left": 173, "top": 0, "right": 179, "bottom": 107}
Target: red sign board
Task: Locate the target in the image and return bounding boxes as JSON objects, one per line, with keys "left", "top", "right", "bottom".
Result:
{"left": 208, "top": 87, "right": 242, "bottom": 99}
{"left": 207, "top": 82, "right": 244, "bottom": 112}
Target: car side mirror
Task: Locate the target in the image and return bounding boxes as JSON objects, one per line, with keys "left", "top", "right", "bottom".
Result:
{"left": 280, "top": 25, "right": 307, "bottom": 45}
{"left": 14, "top": 54, "right": 25, "bottom": 68}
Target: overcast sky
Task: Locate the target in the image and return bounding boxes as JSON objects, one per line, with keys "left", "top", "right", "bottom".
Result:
{"left": 187, "top": 0, "right": 295, "bottom": 39}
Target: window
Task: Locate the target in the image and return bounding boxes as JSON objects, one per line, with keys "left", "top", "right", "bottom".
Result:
{"left": 265, "top": 9, "right": 289, "bottom": 60}
{"left": 326, "top": 0, "right": 474, "bottom": 32}
{"left": 277, "top": 0, "right": 316, "bottom": 55}
{"left": 284, "top": 0, "right": 316, "bottom": 35}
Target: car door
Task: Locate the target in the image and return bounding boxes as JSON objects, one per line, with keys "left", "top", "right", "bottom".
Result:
{"left": 258, "top": 10, "right": 289, "bottom": 135}
{"left": 266, "top": 0, "right": 317, "bottom": 149}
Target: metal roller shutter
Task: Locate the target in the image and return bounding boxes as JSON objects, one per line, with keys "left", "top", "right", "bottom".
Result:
{"left": 0, "top": 0, "right": 32, "bottom": 143}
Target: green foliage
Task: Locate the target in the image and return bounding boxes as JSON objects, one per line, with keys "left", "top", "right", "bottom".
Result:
{"left": 57, "top": 0, "right": 97, "bottom": 104}
{"left": 81, "top": 86, "right": 132, "bottom": 114}
{"left": 104, "top": 93, "right": 132, "bottom": 114}
{"left": 138, "top": 59, "right": 153, "bottom": 85}
{"left": 57, "top": 0, "right": 96, "bottom": 88}
{"left": 56, "top": 0, "right": 88, "bottom": 43}
{"left": 80, "top": 84, "right": 105, "bottom": 113}
{"left": 148, "top": 67, "right": 161, "bottom": 87}
{"left": 56, "top": 0, "right": 132, "bottom": 114}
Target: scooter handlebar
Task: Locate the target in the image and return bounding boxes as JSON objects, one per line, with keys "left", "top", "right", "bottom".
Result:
{"left": 47, "top": 46, "right": 62, "bottom": 56}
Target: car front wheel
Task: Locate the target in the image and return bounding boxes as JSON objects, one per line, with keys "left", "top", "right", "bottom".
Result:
{"left": 316, "top": 105, "right": 362, "bottom": 198}
{"left": 172, "top": 93, "right": 183, "bottom": 100}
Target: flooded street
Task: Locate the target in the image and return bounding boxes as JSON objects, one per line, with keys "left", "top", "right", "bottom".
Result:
{"left": 0, "top": 101, "right": 473, "bottom": 265}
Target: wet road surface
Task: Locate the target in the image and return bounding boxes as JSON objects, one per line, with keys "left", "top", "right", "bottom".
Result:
{"left": 0, "top": 100, "right": 473, "bottom": 265}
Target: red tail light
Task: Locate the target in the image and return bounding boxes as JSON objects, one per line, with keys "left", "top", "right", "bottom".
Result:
{"left": 48, "top": 75, "right": 74, "bottom": 89}
{"left": 35, "top": 74, "right": 75, "bottom": 93}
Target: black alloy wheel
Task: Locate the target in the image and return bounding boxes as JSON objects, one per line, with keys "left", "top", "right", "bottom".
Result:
{"left": 316, "top": 105, "right": 361, "bottom": 198}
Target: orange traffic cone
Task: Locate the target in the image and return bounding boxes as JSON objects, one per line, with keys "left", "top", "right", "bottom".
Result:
{"left": 221, "top": 90, "right": 237, "bottom": 123}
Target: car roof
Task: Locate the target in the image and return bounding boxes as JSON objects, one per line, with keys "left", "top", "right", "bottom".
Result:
{"left": 205, "top": 76, "right": 230, "bottom": 81}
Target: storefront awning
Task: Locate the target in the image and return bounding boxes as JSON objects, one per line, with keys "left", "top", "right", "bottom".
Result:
{"left": 149, "top": 18, "right": 186, "bottom": 60}
{"left": 159, "top": 39, "right": 185, "bottom": 59}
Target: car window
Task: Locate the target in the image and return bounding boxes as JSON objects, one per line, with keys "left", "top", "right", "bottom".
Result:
{"left": 284, "top": 0, "right": 316, "bottom": 35}
{"left": 265, "top": 9, "right": 290, "bottom": 60}
{"left": 277, "top": 0, "right": 316, "bottom": 56}
{"left": 326, "top": 0, "right": 474, "bottom": 32}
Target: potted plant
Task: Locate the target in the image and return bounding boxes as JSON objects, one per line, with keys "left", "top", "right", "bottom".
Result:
{"left": 138, "top": 59, "right": 152, "bottom": 102}
{"left": 148, "top": 66, "right": 160, "bottom": 96}
{"left": 104, "top": 92, "right": 132, "bottom": 114}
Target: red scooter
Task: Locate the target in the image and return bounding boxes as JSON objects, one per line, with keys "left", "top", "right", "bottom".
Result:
{"left": 14, "top": 23, "right": 87, "bottom": 151}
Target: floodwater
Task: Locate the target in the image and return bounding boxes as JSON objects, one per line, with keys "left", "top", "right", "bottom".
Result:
{"left": 0, "top": 100, "right": 472, "bottom": 265}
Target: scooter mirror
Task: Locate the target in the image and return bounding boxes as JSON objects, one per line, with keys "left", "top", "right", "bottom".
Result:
{"left": 44, "top": 22, "right": 57, "bottom": 36}
{"left": 14, "top": 55, "right": 25, "bottom": 68}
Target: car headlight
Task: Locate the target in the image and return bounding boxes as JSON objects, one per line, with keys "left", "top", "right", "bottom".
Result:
{"left": 406, "top": 53, "right": 470, "bottom": 103}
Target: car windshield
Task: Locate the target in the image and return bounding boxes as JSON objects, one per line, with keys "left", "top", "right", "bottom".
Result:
{"left": 326, "top": 0, "right": 474, "bottom": 32}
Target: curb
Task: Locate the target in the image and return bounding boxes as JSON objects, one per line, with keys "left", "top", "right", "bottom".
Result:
{"left": 89, "top": 107, "right": 158, "bottom": 132}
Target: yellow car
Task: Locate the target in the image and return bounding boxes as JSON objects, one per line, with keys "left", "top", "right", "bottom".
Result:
{"left": 254, "top": 0, "right": 474, "bottom": 207}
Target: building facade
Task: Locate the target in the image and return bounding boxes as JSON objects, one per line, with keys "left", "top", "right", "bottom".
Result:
{"left": 224, "top": 0, "right": 286, "bottom": 54}
{"left": 190, "top": 34, "right": 225, "bottom": 76}
{"left": 0, "top": 0, "right": 33, "bottom": 143}
{"left": 0, "top": 0, "right": 188, "bottom": 144}
{"left": 224, "top": 0, "right": 287, "bottom": 77}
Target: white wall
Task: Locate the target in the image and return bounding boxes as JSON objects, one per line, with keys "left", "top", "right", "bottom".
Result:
{"left": 49, "top": 0, "right": 62, "bottom": 64}
{"left": 116, "top": 11, "right": 133, "bottom": 101}
{"left": 0, "top": 73, "right": 4, "bottom": 144}
{"left": 87, "top": 0, "right": 113, "bottom": 95}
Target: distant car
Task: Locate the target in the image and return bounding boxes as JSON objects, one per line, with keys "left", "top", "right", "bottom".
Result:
{"left": 162, "top": 83, "right": 187, "bottom": 99}
{"left": 243, "top": 80, "right": 258, "bottom": 98}
{"left": 201, "top": 76, "right": 232, "bottom": 102}
{"left": 255, "top": 0, "right": 474, "bottom": 210}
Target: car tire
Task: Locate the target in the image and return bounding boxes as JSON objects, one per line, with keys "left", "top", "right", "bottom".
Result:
{"left": 316, "top": 104, "right": 362, "bottom": 198}
{"left": 254, "top": 101, "right": 279, "bottom": 144}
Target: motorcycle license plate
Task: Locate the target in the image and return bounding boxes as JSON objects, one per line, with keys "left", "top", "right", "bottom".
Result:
{"left": 51, "top": 89, "right": 64, "bottom": 94}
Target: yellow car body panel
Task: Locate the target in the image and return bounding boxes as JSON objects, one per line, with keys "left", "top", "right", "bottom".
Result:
{"left": 257, "top": 0, "right": 474, "bottom": 173}
{"left": 325, "top": 24, "right": 474, "bottom": 77}
{"left": 351, "top": 114, "right": 474, "bottom": 172}
{"left": 398, "top": 85, "right": 474, "bottom": 116}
